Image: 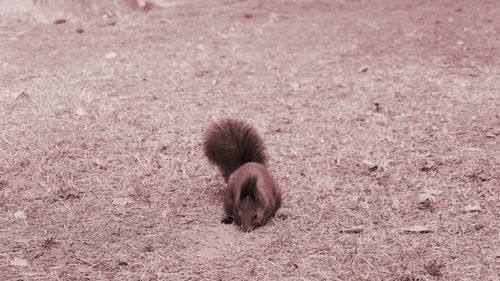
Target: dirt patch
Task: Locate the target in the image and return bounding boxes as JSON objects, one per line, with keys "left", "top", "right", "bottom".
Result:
{"left": 0, "top": 0, "right": 192, "bottom": 23}
{"left": 189, "top": 226, "right": 236, "bottom": 260}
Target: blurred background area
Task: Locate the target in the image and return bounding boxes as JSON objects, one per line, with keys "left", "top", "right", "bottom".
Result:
{"left": 0, "top": 0, "right": 185, "bottom": 22}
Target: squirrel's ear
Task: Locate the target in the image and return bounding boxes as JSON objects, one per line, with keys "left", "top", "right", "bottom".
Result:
{"left": 240, "top": 176, "right": 257, "bottom": 200}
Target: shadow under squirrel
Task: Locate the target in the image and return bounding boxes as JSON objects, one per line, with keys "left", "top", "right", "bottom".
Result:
{"left": 203, "top": 119, "right": 281, "bottom": 232}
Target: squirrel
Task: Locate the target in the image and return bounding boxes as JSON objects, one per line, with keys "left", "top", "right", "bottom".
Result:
{"left": 203, "top": 119, "right": 281, "bottom": 232}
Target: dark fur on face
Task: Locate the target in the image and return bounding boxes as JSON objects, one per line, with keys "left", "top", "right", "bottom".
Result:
{"left": 236, "top": 176, "right": 263, "bottom": 232}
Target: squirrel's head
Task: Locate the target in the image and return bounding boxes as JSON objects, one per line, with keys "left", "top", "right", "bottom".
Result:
{"left": 237, "top": 196, "right": 264, "bottom": 232}
{"left": 235, "top": 175, "right": 264, "bottom": 232}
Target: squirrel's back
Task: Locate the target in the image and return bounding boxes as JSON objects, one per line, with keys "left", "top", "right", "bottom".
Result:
{"left": 202, "top": 119, "right": 267, "bottom": 181}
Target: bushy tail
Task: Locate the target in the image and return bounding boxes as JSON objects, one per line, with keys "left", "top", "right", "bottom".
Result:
{"left": 203, "top": 119, "right": 267, "bottom": 181}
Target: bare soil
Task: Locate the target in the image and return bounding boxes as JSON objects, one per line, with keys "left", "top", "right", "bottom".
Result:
{"left": 1, "top": 0, "right": 499, "bottom": 280}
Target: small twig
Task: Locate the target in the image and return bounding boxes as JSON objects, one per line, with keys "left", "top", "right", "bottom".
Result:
{"left": 2, "top": 131, "right": 12, "bottom": 145}
{"left": 339, "top": 226, "right": 364, "bottom": 233}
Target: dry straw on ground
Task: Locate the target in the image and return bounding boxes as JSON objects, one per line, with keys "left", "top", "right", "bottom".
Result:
{"left": 1, "top": 0, "right": 499, "bottom": 280}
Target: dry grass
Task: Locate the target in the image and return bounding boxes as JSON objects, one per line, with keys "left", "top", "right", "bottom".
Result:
{"left": 1, "top": 0, "right": 499, "bottom": 280}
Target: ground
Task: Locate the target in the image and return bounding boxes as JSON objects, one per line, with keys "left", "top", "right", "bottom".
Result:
{"left": 0, "top": 0, "right": 499, "bottom": 280}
